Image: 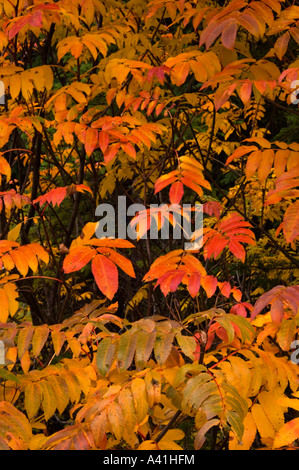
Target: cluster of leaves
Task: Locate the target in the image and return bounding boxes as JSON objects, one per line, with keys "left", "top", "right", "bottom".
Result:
{"left": 0, "top": 0, "right": 298, "bottom": 451}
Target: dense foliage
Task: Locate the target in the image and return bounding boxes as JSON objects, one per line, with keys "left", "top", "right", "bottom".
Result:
{"left": 0, "top": 0, "right": 298, "bottom": 450}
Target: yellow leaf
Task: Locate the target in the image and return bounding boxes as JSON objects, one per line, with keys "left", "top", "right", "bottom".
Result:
{"left": 107, "top": 402, "right": 125, "bottom": 441}
{"left": 7, "top": 223, "right": 22, "bottom": 242}
{"left": 131, "top": 377, "right": 148, "bottom": 423}
{"left": 157, "top": 440, "right": 183, "bottom": 450}
{"left": 161, "top": 429, "right": 185, "bottom": 442}
{"left": 258, "top": 389, "right": 286, "bottom": 431}
{"left": 51, "top": 329, "right": 66, "bottom": 356}
{"left": 145, "top": 370, "right": 161, "bottom": 408}
{"left": 138, "top": 440, "right": 157, "bottom": 450}
{"left": 46, "top": 375, "right": 69, "bottom": 415}
{"left": 9, "top": 74, "right": 21, "bottom": 100}
{"left": 251, "top": 403, "right": 275, "bottom": 441}
{"left": 20, "top": 349, "right": 31, "bottom": 373}
{"left": 0, "top": 155, "right": 11, "bottom": 180}
{"left": 117, "top": 388, "right": 137, "bottom": 432}
{"left": 6, "top": 346, "right": 17, "bottom": 371}
{"left": 64, "top": 370, "right": 81, "bottom": 403}
{"left": 31, "top": 325, "right": 50, "bottom": 357}
{"left": 25, "top": 382, "right": 41, "bottom": 419}
{"left": 29, "top": 434, "right": 48, "bottom": 450}
{"left": 40, "top": 380, "right": 57, "bottom": 421}
{"left": 4, "top": 282, "right": 19, "bottom": 318}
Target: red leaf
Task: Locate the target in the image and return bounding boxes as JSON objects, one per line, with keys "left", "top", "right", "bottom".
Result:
{"left": 8, "top": 10, "right": 43, "bottom": 40}
{"left": 34, "top": 187, "right": 67, "bottom": 207}
{"left": 34, "top": 184, "right": 92, "bottom": 207}
{"left": 218, "top": 281, "right": 231, "bottom": 298}
{"left": 156, "top": 270, "right": 184, "bottom": 296}
{"left": 187, "top": 272, "right": 201, "bottom": 297}
{"left": 228, "top": 240, "right": 246, "bottom": 262}
{"left": 230, "top": 302, "right": 252, "bottom": 317}
{"left": 91, "top": 254, "right": 118, "bottom": 300}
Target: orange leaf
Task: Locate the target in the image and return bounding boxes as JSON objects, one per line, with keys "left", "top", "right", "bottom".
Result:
{"left": 258, "top": 149, "right": 274, "bottom": 182}
{"left": 214, "top": 83, "right": 237, "bottom": 111}
{"left": 273, "top": 418, "right": 299, "bottom": 449}
{"left": 201, "top": 275, "right": 217, "bottom": 298}
{"left": 245, "top": 150, "right": 262, "bottom": 179}
{"left": 154, "top": 171, "right": 179, "bottom": 194}
{"left": 98, "top": 131, "right": 109, "bottom": 153}
{"left": 122, "top": 142, "right": 136, "bottom": 159}
{"left": 97, "top": 247, "right": 135, "bottom": 278}
{"left": 9, "top": 249, "right": 29, "bottom": 277}
{"left": 239, "top": 80, "right": 252, "bottom": 104}
{"left": 91, "top": 254, "right": 118, "bottom": 300}
{"left": 225, "top": 145, "right": 257, "bottom": 165}
{"left": 85, "top": 128, "right": 98, "bottom": 156}
{"left": 274, "top": 149, "right": 288, "bottom": 177}
{"left": 63, "top": 246, "right": 95, "bottom": 273}
{"left": 172, "top": 62, "right": 190, "bottom": 86}
{"left": 169, "top": 181, "right": 184, "bottom": 205}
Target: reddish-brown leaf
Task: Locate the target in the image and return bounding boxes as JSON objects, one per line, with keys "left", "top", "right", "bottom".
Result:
{"left": 274, "top": 32, "right": 290, "bottom": 60}
{"left": 221, "top": 21, "right": 238, "bottom": 50}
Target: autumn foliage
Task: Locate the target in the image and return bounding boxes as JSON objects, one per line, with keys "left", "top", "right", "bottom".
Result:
{"left": 0, "top": 0, "right": 298, "bottom": 451}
